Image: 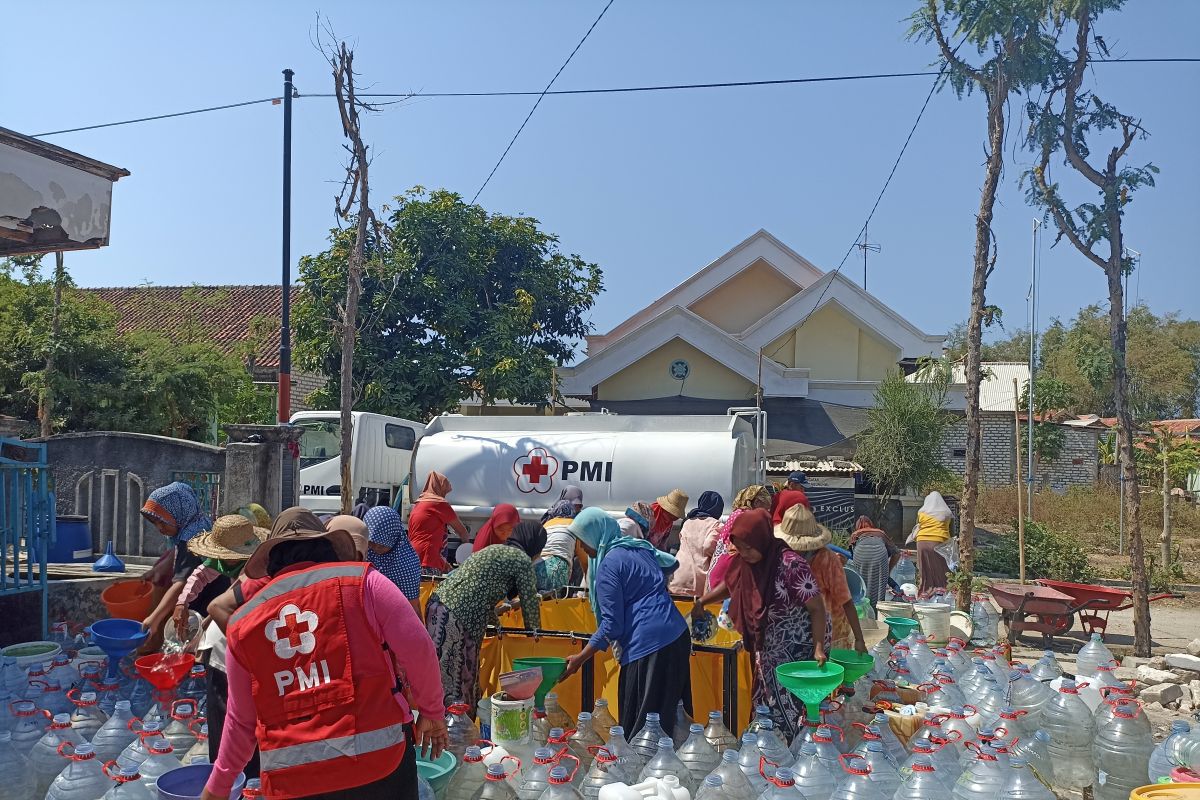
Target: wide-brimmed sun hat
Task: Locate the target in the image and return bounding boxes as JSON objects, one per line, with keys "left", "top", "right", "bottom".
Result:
{"left": 244, "top": 525, "right": 358, "bottom": 579}
{"left": 774, "top": 502, "right": 832, "bottom": 553}
{"left": 187, "top": 515, "right": 268, "bottom": 562}
{"left": 655, "top": 489, "right": 689, "bottom": 520}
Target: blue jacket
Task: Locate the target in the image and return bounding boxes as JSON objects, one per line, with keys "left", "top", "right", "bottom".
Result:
{"left": 587, "top": 547, "right": 688, "bottom": 665}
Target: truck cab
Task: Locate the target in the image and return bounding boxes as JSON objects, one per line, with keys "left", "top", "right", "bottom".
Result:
{"left": 290, "top": 411, "right": 425, "bottom": 514}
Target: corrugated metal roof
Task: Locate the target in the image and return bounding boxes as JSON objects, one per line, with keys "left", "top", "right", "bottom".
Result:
{"left": 911, "top": 361, "right": 1029, "bottom": 412}
{"left": 766, "top": 458, "right": 863, "bottom": 475}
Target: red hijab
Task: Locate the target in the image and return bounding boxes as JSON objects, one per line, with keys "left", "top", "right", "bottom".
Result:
{"left": 726, "top": 508, "right": 788, "bottom": 653}
{"left": 648, "top": 502, "right": 678, "bottom": 549}
{"left": 473, "top": 504, "right": 520, "bottom": 552}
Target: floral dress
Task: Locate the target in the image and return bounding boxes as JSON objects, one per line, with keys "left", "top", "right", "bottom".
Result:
{"left": 755, "top": 548, "right": 832, "bottom": 742}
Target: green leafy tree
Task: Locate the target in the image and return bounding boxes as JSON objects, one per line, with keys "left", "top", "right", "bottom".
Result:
{"left": 1018, "top": 374, "right": 1075, "bottom": 464}
{"left": 856, "top": 362, "right": 955, "bottom": 504}
{"left": 944, "top": 321, "right": 1033, "bottom": 362}
{"left": 1023, "top": 0, "right": 1154, "bottom": 654}
{"left": 295, "top": 188, "right": 603, "bottom": 419}
{"left": 1138, "top": 430, "right": 1200, "bottom": 568}
{"left": 909, "top": 0, "right": 1062, "bottom": 610}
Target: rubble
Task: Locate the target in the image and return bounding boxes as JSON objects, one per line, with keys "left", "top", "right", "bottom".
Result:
{"left": 1188, "top": 638, "right": 1200, "bottom": 658}
{"left": 1165, "top": 652, "right": 1200, "bottom": 673}
{"left": 1136, "top": 664, "right": 1182, "bottom": 684}
{"left": 1140, "top": 682, "right": 1184, "bottom": 705}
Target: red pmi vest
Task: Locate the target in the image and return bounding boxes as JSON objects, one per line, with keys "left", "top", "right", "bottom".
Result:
{"left": 228, "top": 563, "right": 407, "bottom": 799}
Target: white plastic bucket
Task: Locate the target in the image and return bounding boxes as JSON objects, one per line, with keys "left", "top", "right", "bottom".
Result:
{"left": 875, "top": 601, "right": 914, "bottom": 621}
{"left": 913, "top": 602, "right": 953, "bottom": 646}
{"left": 490, "top": 692, "right": 534, "bottom": 746}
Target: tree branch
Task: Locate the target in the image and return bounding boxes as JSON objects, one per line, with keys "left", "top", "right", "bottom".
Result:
{"left": 927, "top": 0, "right": 983, "bottom": 84}
{"left": 1060, "top": 9, "right": 1107, "bottom": 187}
{"left": 1033, "top": 137, "right": 1108, "bottom": 270}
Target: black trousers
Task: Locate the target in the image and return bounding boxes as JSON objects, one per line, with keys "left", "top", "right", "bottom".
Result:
{"left": 618, "top": 629, "right": 693, "bottom": 741}
{"left": 205, "top": 666, "right": 260, "bottom": 778}
{"left": 304, "top": 724, "right": 418, "bottom": 800}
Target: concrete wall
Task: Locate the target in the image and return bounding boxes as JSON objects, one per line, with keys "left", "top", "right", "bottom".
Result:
{"left": 42, "top": 432, "right": 225, "bottom": 558}
{"left": 687, "top": 259, "right": 802, "bottom": 334}
{"left": 791, "top": 303, "right": 901, "bottom": 383}
{"left": 597, "top": 337, "right": 755, "bottom": 401}
{"left": 938, "top": 414, "right": 1100, "bottom": 489}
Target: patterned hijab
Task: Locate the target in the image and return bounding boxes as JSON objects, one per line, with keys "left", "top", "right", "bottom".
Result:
{"left": 141, "top": 482, "right": 210, "bottom": 544}
{"left": 541, "top": 498, "right": 579, "bottom": 524}
{"left": 363, "top": 506, "right": 422, "bottom": 598}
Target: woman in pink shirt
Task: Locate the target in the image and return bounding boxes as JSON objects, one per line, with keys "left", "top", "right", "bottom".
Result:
{"left": 200, "top": 525, "right": 446, "bottom": 800}
{"left": 668, "top": 490, "right": 724, "bottom": 596}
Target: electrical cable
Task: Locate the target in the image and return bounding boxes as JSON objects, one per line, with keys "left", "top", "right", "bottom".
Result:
{"left": 471, "top": 0, "right": 615, "bottom": 202}
{"left": 30, "top": 58, "right": 1196, "bottom": 138}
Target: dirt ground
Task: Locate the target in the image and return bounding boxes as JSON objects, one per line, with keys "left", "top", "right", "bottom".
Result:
{"left": 1002, "top": 595, "right": 1197, "bottom": 658}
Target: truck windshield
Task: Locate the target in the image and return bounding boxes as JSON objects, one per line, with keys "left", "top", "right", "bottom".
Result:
{"left": 296, "top": 419, "right": 340, "bottom": 469}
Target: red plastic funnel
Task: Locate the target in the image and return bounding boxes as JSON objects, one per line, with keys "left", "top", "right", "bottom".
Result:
{"left": 135, "top": 653, "right": 196, "bottom": 692}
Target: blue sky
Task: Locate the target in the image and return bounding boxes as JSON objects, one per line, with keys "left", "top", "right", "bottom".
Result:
{"left": 8, "top": 1, "right": 1198, "bottom": 348}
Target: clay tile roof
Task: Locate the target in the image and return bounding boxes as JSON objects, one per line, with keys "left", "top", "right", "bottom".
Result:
{"left": 1150, "top": 419, "right": 1200, "bottom": 436}
{"left": 83, "top": 285, "right": 298, "bottom": 369}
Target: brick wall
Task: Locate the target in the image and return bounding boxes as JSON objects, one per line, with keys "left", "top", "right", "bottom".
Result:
{"left": 938, "top": 414, "right": 1099, "bottom": 489}
{"left": 290, "top": 370, "right": 327, "bottom": 413}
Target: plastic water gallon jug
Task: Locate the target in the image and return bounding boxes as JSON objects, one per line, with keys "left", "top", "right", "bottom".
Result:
{"left": 908, "top": 713, "right": 950, "bottom": 752}
{"left": 788, "top": 741, "right": 837, "bottom": 800}
{"left": 1029, "top": 652, "right": 1061, "bottom": 683}
{"left": 545, "top": 693, "right": 572, "bottom": 732}
{"left": 970, "top": 676, "right": 1005, "bottom": 723}
{"left": 0, "top": 731, "right": 33, "bottom": 800}
{"left": 162, "top": 700, "right": 199, "bottom": 753}
{"left": 693, "top": 774, "right": 725, "bottom": 800}
{"left": 48, "top": 656, "right": 80, "bottom": 693}
{"left": 118, "top": 721, "right": 163, "bottom": 767}
{"left": 605, "top": 726, "right": 644, "bottom": 774}
{"left": 756, "top": 720, "right": 791, "bottom": 770}
{"left": 850, "top": 725, "right": 899, "bottom": 769}
{"left": 31, "top": 713, "right": 84, "bottom": 797}
{"left": 135, "top": 737, "right": 184, "bottom": 787}
{"left": 177, "top": 665, "right": 207, "bottom": 711}
{"left": 760, "top": 767, "right": 806, "bottom": 799}
{"left": 672, "top": 702, "right": 693, "bottom": 750}
{"left": 46, "top": 742, "right": 111, "bottom": 800}
{"left": 570, "top": 713, "right": 604, "bottom": 770}
{"left": 542, "top": 765, "right": 584, "bottom": 800}
{"left": 968, "top": 597, "right": 999, "bottom": 647}
{"left": 702, "top": 711, "right": 737, "bottom": 754}
{"left": 125, "top": 680, "right": 153, "bottom": 720}
{"left": 830, "top": 754, "right": 886, "bottom": 800}
{"left": 516, "top": 747, "right": 563, "bottom": 800}
{"left": 866, "top": 714, "right": 905, "bottom": 765}
{"left": 858, "top": 741, "right": 900, "bottom": 797}
{"left": 1008, "top": 729, "right": 1053, "bottom": 787}
{"left": 997, "top": 756, "right": 1054, "bottom": 800}
{"left": 1074, "top": 633, "right": 1114, "bottom": 680}
{"left": 1150, "top": 720, "right": 1192, "bottom": 783}
{"left": 0, "top": 658, "right": 26, "bottom": 695}
{"left": 890, "top": 555, "right": 916, "bottom": 587}
{"left": 909, "top": 740, "right": 962, "bottom": 783}
{"left": 639, "top": 737, "right": 693, "bottom": 795}
{"left": 447, "top": 702, "right": 480, "bottom": 763}
{"left": 68, "top": 690, "right": 108, "bottom": 740}
{"left": 742, "top": 706, "right": 773, "bottom": 739}
{"left": 894, "top": 755, "right": 952, "bottom": 800}
{"left": 184, "top": 723, "right": 208, "bottom": 765}
{"left": 90, "top": 701, "right": 138, "bottom": 762}
{"left": 983, "top": 707, "right": 1033, "bottom": 743}
{"left": 470, "top": 762, "right": 519, "bottom": 800}
{"left": 94, "top": 679, "right": 122, "bottom": 717}
{"left": 597, "top": 776, "right": 690, "bottom": 800}
{"left": 1041, "top": 678, "right": 1095, "bottom": 791}
{"left": 952, "top": 743, "right": 1006, "bottom": 800}
{"left": 704, "top": 750, "right": 757, "bottom": 800}
{"left": 675, "top": 723, "right": 718, "bottom": 785}
{"left": 810, "top": 725, "right": 846, "bottom": 772}
{"left": 581, "top": 747, "right": 633, "bottom": 798}
{"left": 630, "top": 715, "right": 667, "bottom": 762}
{"left": 1006, "top": 671, "right": 1053, "bottom": 727}
{"left": 1091, "top": 699, "right": 1152, "bottom": 800}
{"left": 101, "top": 762, "right": 154, "bottom": 800}
{"left": 10, "top": 700, "right": 47, "bottom": 755}
{"left": 923, "top": 677, "right": 969, "bottom": 711}
{"left": 591, "top": 700, "right": 617, "bottom": 737}
{"left": 735, "top": 731, "right": 768, "bottom": 792}
{"left": 444, "top": 745, "right": 489, "bottom": 800}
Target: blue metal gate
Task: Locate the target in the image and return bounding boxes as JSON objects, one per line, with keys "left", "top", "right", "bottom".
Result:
{"left": 0, "top": 437, "right": 55, "bottom": 638}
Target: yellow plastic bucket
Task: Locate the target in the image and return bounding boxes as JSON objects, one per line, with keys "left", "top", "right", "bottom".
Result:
{"left": 1129, "top": 785, "right": 1200, "bottom": 799}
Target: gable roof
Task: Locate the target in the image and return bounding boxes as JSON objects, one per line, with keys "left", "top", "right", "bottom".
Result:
{"left": 84, "top": 285, "right": 296, "bottom": 370}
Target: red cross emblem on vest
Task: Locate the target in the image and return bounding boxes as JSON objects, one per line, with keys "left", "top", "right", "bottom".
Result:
{"left": 264, "top": 603, "right": 319, "bottom": 659}
{"left": 513, "top": 447, "right": 558, "bottom": 494}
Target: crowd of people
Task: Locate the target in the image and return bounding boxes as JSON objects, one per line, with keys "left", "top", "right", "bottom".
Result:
{"left": 131, "top": 471, "right": 944, "bottom": 800}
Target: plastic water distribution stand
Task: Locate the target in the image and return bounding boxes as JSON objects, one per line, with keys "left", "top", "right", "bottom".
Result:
{"left": 775, "top": 661, "right": 845, "bottom": 724}
{"left": 85, "top": 619, "right": 149, "bottom": 681}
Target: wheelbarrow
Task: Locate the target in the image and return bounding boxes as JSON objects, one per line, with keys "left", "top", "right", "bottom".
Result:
{"left": 1034, "top": 579, "right": 1183, "bottom": 641}
{"left": 988, "top": 583, "right": 1108, "bottom": 647}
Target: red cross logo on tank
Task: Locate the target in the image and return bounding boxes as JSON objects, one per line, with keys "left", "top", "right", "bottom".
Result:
{"left": 514, "top": 447, "right": 560, "bottom": 494}
{"left": 228, "top": 563, "right": 408, "bottom": 799}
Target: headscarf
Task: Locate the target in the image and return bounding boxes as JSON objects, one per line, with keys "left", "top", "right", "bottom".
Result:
{"left": 648, "top": 502, "right": 678, "bottom": 548}
{"left": 505, "top": 521, "right": 548, "bottom": 560}
{"left": 363, "top": 506, "right": 422, "bottom": 599}
{"left": 557, "top": 485, "right": 583, "bottom": 506}
{"left": 327, "top": 514, "right": 369, "bottom": 558}
{"left": 570, "top": 507, "right": 677, "bottom": 621}
{"left": 686, "top": 491, "right": 725, "bottom": 520}
{"left": 623, "top": 506, "right": 650, "bottom": 537}
{"left": 237, "top": 503, "right": 272, "bottom": 529}
{"left": 351, "top": 501, "right": 371, "bottom": 520}
{"left": 918, "top": 492, "right": 952, "bottom": 521}
{"left": 473, "top": 504, "right": 521, "bottom": 552}
{"left": 848, "top": 515, "right": 889, "bottom": 548}
{"left": 541, "top": 499, "right": 579, "bottom": 523}
{"left": 725, "top": 508, "right": 787, "bottom": 653}
{"left": 141, "top": 482, "right": 210, "bottom": 544}
{"left": 732, "top": 485, "right": 769, "bottom": 511}
{"left": 417, "top": 472, "right": 452, "bottom": 504}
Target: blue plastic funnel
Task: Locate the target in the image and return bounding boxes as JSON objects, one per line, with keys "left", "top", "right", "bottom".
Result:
{"left": 87, "top": 618, "right": 148, "bottom": 680}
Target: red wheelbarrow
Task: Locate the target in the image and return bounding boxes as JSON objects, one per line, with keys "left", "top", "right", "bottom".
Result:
{"left": 988, "top": 583, "right": 1109, "bottom": 647}
{"left": 1034, "top": 579, "right": 1182, "bottom": 640}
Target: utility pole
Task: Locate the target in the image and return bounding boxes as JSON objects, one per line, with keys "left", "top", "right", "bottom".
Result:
{"left": 1027, "top": 219, "right": 1039, "bottom": 517}
{"left": 39, "top": 251, "right": 66, "bottom": 438}
{"left": 1014, "top": 378, "right": 1026, "bottom": 583}
{"left": 855, "top": 224, "right": 881, "bottom": 291}
{"left": 278, "top": 68, "right": 294, "bottom": 424}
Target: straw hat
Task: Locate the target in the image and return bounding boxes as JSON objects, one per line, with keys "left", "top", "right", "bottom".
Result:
{"left": 187, "top": 515, "right": 268, "bottom": 562}
{"left": 655, "top": 489, "right": 689, "bottom": 520}
{"left": 244, "top": 525, "right": 358, "bottom": 579}
{"left": 774, "top": 503, "right": 831, "bottom": 553}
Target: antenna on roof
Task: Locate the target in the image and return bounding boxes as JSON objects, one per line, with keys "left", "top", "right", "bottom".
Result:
{"left": 855, "top": 224, "right": 881, "bottom": 291}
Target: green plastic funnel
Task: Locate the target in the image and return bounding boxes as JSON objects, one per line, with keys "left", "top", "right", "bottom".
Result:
{"left": 775, "top": 660, "right": 844, "bottom": 723}
{"left": 884, "top": 616, "right": 920, "bottom": 643}
{"left": 512, "top": 656, "right": 567, "bottom": 710}
{"left": 830, "top": 649, "right": 874, "bottom": 686}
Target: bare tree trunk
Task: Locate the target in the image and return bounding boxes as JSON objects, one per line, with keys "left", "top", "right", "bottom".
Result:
{"left": 39, "top": 251, "right": 65, "bottom": 438}
{"left": 957, "top": 80, "right": 1005, "bottom": 611}
{"left": 1161, "top": 445, "right": 1171, "bottom": 566}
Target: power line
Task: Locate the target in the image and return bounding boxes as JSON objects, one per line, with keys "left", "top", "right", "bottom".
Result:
{"left": 31, "top": 57, "right": 1196, "bottom": 138}
{"left": 471, "top": 0, "right": 615, "bottom": 203}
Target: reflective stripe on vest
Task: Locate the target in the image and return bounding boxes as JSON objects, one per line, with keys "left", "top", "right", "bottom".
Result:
{"left": 258, "top": 720, "right": 408, "bottom": 772}
{"left": 230, "top": 564, "right": 365, "bottom": 627}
